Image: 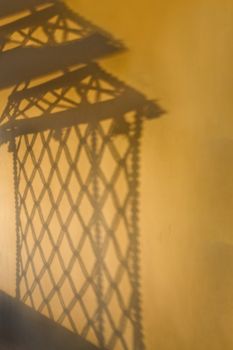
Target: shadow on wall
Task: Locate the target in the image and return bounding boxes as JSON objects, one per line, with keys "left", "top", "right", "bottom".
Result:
{"left": 0, "top": 1, "right": 164, "bottom": 349}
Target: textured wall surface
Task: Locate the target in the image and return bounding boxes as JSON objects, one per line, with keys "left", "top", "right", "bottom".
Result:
{"left": 0, "top": 0, "right": 233, "bottom": 349}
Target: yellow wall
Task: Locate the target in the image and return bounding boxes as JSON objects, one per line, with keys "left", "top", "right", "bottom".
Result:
{"left": 65, "top": 0, "right": 233, "bottom": 349}
{"left": 0, "top": 0, "right": 233, "bottom": 349}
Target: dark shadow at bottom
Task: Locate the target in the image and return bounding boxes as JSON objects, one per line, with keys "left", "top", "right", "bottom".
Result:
{"left": 0, "top": 291, "right": 100, "bottom": 350}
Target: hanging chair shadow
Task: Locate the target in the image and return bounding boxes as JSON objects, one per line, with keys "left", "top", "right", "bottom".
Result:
{"left": 0, "top": 63, "right": 164, "bottom": 350}
{"left": 0, "top": 2, "right": 164, "bottom": 349}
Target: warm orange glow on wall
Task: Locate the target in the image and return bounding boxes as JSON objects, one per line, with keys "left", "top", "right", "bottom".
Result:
{"left": 0, "top": 1, "right": 232, "bottom": 349}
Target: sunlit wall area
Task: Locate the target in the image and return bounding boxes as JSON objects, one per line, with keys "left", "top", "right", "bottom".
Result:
{"left": 0, "top": 0, "right": 232, "bottom": 349}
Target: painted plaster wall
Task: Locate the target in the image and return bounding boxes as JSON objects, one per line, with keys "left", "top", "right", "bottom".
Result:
{"left": 0, "top": 0, "right": 233, "bottom": 349}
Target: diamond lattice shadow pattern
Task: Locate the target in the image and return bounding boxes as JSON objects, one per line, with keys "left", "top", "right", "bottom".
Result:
{"left": 0, "top": 3, "right": 163, "bottom": 349}
{"left": 0, "top": 62, "right": 163, "bottom": 350}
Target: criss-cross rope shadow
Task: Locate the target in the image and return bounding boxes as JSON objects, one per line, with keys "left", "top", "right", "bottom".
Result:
{"left": 0, "top": 2, "right": 164, "bottom": 350}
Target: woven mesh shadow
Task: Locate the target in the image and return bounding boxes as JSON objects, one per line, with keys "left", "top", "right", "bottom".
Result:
{"left": 0, "top": 2, "right": 164, "bottom": 350}
{"left": 0, "top": 62, "right": 163, "bottom": 350}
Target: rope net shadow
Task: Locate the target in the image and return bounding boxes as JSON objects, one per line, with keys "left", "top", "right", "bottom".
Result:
{"left": 0, "top": 63, "right": 163, "bottom": 350}
{"left": 0, "top": 2, "right": 163, "bottom": 349}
